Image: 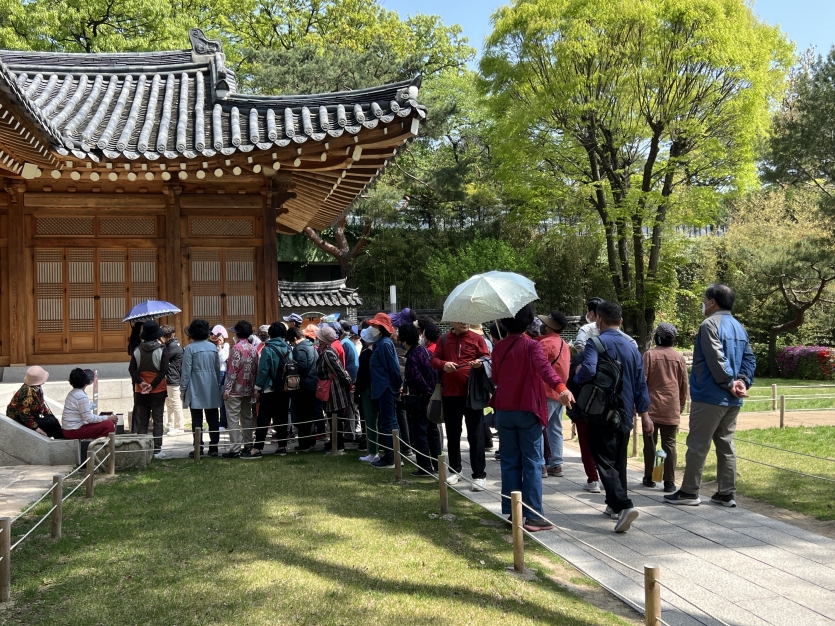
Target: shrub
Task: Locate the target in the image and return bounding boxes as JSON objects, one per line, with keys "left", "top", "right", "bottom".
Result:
{"left": 776, "top": 346, "right": 835, "bottom": 380}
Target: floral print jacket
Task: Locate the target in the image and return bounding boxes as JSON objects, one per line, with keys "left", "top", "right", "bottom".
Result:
{"left": 224, "top": 337, "right": 260, "bottom": 397}
{"left": 6, "top": 384, "right": 53, "bottom": 430}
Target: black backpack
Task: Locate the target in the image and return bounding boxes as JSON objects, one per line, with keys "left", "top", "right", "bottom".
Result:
{"left": 574, "top": 337, "right": 623, "bottom": 427}
{"left": 265, "top": 344, "right": 302, "bottom": 392}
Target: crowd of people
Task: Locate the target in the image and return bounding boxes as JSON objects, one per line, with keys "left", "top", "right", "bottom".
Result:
{"left": 4, "top": 282, "right": 755, "bottom": 536}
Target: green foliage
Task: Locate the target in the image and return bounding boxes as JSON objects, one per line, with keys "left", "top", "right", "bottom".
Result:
{"left": 479, "top": 0, "right": 792, "bottom": 345}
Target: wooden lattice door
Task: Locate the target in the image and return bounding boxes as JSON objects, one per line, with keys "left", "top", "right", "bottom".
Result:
{"left": 190, "top": 248, "right": 256, "bottom": 329}
{"left": 34, "top": 248, "right": 159, "bottom": 354}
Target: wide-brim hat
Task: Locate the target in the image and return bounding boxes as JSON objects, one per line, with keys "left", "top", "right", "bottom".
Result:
{"left": 368, "top": 312, "right": 394, "bottom": 334}
{"left": 303, "top": 324, "right": 318, "bottom": 340}
{"left": 538, "top": 314, "right": 565, "bottom": 332}
{"left": 360, "top": 327, "right": 379, "bottom": 344}
{"left": 24, "top": 365, "right": 49, "bottom": 386}
{"left": 316, "top": 325, "right": 337, "bottom": 344}
{"left": 390, "top": 308, "right": 413, "bottom": 328}
{"left": 210, "top": 324, "right": 228, "bottom": 338}
{"left": 141, "top": 320, "right": 164, "bottom": 341}
{"left": 283, "top": 313, "right": 303, "bottom": 324}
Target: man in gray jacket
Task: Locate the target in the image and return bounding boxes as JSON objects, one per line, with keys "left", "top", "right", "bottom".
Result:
{"left": 665, "top": 284, "right": 756, "bottom": 508}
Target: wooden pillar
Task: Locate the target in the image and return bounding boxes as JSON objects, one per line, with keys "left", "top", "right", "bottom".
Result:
{"left": 5, "top": 181, "right": 26, "bottom": 365}
{"left": 263, "top": 174, "right": 295, "bottom": 324}
{"left": 163, "top": 185, "right": 183, "bottom": 339}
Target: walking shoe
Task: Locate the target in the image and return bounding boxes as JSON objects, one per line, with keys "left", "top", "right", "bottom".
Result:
{"left": 541, "top": 466, "right": 548, "bottom": 478}
{"left": 410, "top": 469, "right": 435, "bottom": 478}
{"left": 276, "top": 447, "right": 288, "bottom": 456}
{"left": 219, "top": 427, "right": 226, "bottom": 432}
{"left": 524, "top": 517, "right": 555, "bottom": 532}
{"left": 359, "top": 453, "right": 378, "bottom": 463}
{"left": 446, "top": 473, "right": 460, "bottom": 486}
{"left": 221, "top": 451, "right": 241, "bottom": 459}
{"left": 663, "top": 481, "right": 676, "bottom": 493}
{"left": 494, "top": 450, "right": 500, "bottom": 461}
{"left": 188, "top": 449, "right": 205, "bottom": 459}
{"left": 583, "top": 480, "right": 601, "bottom": 494}
{"left": 325, "top": 449, "right": 345, "bottom": 456}
{"left": 614, "top": 508, "right": 639, "bottom": 533}
{"left": 168, "top": 428, "right": 184, "bottom": 436}
{"left": 240, "top": 449, "right": 262, "bottom": 459}
{"left": 710, "top": 492, "right": 737, "bottom": 508}
{"left": 356, "top": 439, "right": 368, "bottom": 452}
{"left": 664, "top": 490, "right": 701, "bottom": 506}
{"left": 371, "top": 458, "right": 395, "bottom": 469}
{"left": 207, "top": 450, "right": 219, "bottom": 457}
{"left": 471, "top": 478, "right": 487, "bottom": 492}
{"left": 547, "top": 465, "right": 564, "bottom": 478}
{"left": 604, "top": 506, "right": 619, "bottom": 520}
{"left": 153, "top": 451, "right": 166, "bottom": 460}
{"left": 642, "top": 477, "right": 657, "bottom": 488}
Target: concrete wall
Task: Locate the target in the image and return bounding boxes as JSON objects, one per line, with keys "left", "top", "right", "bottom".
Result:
{"left": 0, "top": 378, "right": 135, "bottom": 421}
{"left": 0, "top": 414, "right": 80, "bottom": 466}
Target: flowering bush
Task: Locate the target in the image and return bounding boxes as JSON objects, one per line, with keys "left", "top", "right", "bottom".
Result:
{"left": 776, "top": 346, "right": 835, "bottom": 380}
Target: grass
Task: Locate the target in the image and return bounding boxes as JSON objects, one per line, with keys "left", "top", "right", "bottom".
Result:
{"left": 673, "top": 425, "right": 835, "bottom": 520}
{"left": 741, "top": 377, "right": 835, "bottom": 413}
{"left": 2, "top": 453, "right": 634, "bottom": 626}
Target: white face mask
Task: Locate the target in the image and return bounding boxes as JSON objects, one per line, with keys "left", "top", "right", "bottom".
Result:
{"left": 586, "top": 313, "right": 594, "bottom": 324}
{"left": 418, "top": 335, "right": 426, "bottom": 346}
{"left": 701, "top": 302, "right": 706, "bottom": 315}
{"left": 369, "top": 327, "right": 381, "bottom": 339}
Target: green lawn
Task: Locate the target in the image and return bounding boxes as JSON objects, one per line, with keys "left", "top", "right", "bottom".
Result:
{"left": 674, "top": 425, "right": 835, "bottom": 520}
{"left": 740, "top": 377, "right": 835, "bottom": 413}
{"left": 2, "top": 454, "right": 633, "bottom": 626}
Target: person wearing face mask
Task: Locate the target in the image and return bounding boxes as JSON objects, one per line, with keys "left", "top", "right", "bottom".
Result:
{"left": 431, "top": 319, "right": 491, "bottom": 490}
{"left": 666, "top": 284, "right": 756, "bottom": 508}
{"left": 574, "top": 297, "right": 638, "bottom": 352}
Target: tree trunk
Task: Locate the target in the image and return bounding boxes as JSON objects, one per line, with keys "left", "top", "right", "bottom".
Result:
{"left": 302, "top": 216, "right": 373, "bottom": 280}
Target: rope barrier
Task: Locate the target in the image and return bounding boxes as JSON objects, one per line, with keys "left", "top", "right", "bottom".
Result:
{"left": 10, "top": 505, "right": 57, "bottom": 551}
{"left": 11, "top": 483, "right": 56, "bottom": 524}
{"left": 93, "top": 453, "right": 110, "bottom": 472}
{"left": 731, "top": 436, "right": 835, "bottom": 462}
{"left": 653, "top": 579, "right": 732, "bottom": 626}
{"left": 62, "top": 475, "right": 89, "bottom": 502}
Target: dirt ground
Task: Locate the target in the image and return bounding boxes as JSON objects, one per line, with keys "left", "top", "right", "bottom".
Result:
{"left": 736, "top": 409, "right": 835, "bottom": 430}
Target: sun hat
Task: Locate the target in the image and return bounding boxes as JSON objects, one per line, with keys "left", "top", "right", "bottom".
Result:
{"left": 283, "top": 313, "right": 303, "bottom": 324}
{"left": 315, "top": 325, "right": 337, "bottom": 344}
{"left": 390, "top": 308, "right": 414, "bottom": 328}
{"left": 360, "top": 327, "right": 379, "bottom": 344}
{"left": 327, "top": 321, "right": 343, "bottom": 337}
{"left": 24, "top": 365, "right": 49, "bottom": 386}
{"left": 368, "top": 312, "right": 394, "bottom": 334}
{"left": 303, "top": 324, "right": 318, "bottom": 340}
{"left": 211, "top": 324, "right": 228, "bottom": 339}
{"left": 654, "top": 322, "right": 678, "bottom": 339}
{"left": 141, "top": 320, "right": 164, "bottom": 341}
{"left": 538, "top": 312, "right": 567, "bottom": 332}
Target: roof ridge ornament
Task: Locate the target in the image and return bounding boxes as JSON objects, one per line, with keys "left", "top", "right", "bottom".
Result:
{"left": 189, "top": 28, "right": 223, "bottom": 55}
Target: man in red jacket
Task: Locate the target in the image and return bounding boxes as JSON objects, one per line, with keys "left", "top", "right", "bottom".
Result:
{"left": 431, "top": 322, "right": 490, "bottom": 490}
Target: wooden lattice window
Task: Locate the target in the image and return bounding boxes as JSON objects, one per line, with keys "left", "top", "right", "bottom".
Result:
{"left": 99, "top": 250, "right": 126, "bottom": 332}
{"left": 191, "top": 249, "right": 223, "bottom": 328}
{"left": 68, "top": 249, "right": 95, "bottom": 333}
{"left": 225, "top": 249, "right": 255, "bottom": 320}
{"left": 36, "top": 249, "right": 63, "bottom": 333}
{"left": 131, "top": 250, "right": 157, "bottom": 306}
{"left": 100, "top": 218, "right": 156, "bottom": 236}
{"left": 36, "top": 218, "right": 94, "bottom": 236}
{"left": 190, "top": 248, "right": 256, "bottom": 328}
{"left": 190, "top": 218, "right": 254, "bottom": 237}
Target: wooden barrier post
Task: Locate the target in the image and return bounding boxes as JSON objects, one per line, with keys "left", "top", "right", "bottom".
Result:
{"left": 194, "top": 428, "right": 201, "bottom": 461}
{"left": 438, "top": 453, "right": 449, "bottom": 515}
{"left": 51, "top": 475, "right": 63, "bottom": 539}
{"left": 772, "top": 384, "right": 778, "bottom": 411}
{"left": 780, "top": 395, "right": 786, "bottom": 429}
{"left": 85, "top": 449, "right": 95, "bottom": 498}
{"left": 0, "top": 517, "right": 10, "bottom": 602}
{"left": 511, "top": 491, "right": 524, "bottom": 572}
{"left": 392, "top": 429, "right": 402, "bottom": 480}
{"left": 107, "top": 432, "right": 116, "bottom": 475}
{"left": 331, "top": 414, "right": 338, "bottom": 454}
{"left": 644, "top": 564, "right": 661, "bottom": 626}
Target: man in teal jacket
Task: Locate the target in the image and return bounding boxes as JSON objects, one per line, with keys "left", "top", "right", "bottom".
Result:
{"left": 666, "top": 283, "right": 756, "bottom": 508}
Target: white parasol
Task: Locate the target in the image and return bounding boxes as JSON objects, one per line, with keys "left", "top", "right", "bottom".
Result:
{"left": 442, "top": 271, "right": 538, "bottom": 325}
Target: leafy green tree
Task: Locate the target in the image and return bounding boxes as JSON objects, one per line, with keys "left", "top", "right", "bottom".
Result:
{"left": 722, "top": 190, "right": 835, "bottom": 375}
{"left": 480, "top": 0, "right": 792, "bottom": 347}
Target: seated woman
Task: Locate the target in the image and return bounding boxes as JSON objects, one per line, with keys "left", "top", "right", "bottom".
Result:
{"left": 61, "top": 368, "right": 117, "bottom": 440}
{"left": 5, "top": 366, "right": 64, "bottom": 438}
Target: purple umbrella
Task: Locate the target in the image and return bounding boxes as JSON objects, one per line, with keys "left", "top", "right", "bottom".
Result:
{"left": 122, "top": 300, "right": 181, "bottom": 323}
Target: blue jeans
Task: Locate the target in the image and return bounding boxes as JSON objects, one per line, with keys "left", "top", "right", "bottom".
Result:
{"left": 373, "top": 388, "right": 398, "bottom": 464}
{"left": 546, "top": 399, "right": 564, "bottom": 467}
{"left": 497, "top": 410, "right": 545, "bottom": 521}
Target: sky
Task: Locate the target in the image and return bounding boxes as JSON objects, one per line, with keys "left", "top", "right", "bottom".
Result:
{"left": 381, "top": 0, "right": 835, "bottom": 62}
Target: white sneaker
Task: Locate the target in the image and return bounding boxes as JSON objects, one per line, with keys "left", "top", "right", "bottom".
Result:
{"left": 446, "top": 473, "right": 460, "bottom": 486}
{"left": 219, "top": 426, "right": 227, "bottom": 432}
{"left": 153, "top": 451, "right": 166, "bottom": 460}
{"left": 584, "top": 481, "right": 601, "bottom": 494}
{"left": 471, "top": 478, "right": 486, "bottom": 492}
{"left": 168, "top": 428, "right": 184, "bottom": 436}
{"left": 359, "top": 454, "right": 377, "bottom": 463}
{"left": 604, "top": 506, "right": 618, "bottom": 520}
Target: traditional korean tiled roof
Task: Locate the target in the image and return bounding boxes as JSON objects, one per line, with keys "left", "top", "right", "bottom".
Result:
{"left": 0, "top": 28, "right": 424, "bottom": 163}
{"left": 279, "top": 279, "right": 362, "bottom": 308}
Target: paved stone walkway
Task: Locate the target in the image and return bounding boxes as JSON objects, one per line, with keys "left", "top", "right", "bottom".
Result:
{"left": 0, "top": 465, "right": 72, "bottom": 519}
{"left": 452, "top": 442, "right": 835, "bottom": 626}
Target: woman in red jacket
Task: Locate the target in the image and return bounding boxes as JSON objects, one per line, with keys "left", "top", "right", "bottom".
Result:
{"left": 492, "top": 304, "right": 574, "bottom": 532}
